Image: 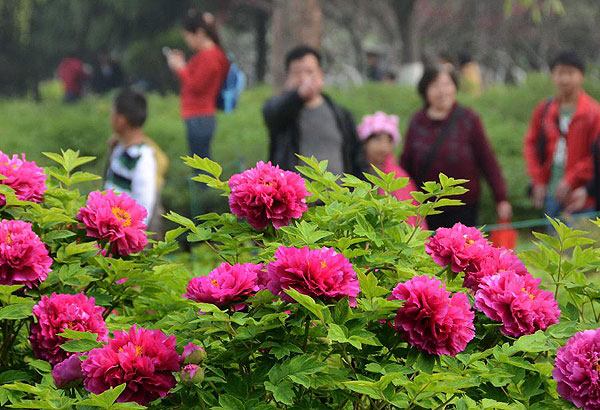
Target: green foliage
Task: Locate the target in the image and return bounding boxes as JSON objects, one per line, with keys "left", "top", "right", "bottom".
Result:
{"left": 1, "top": 151, "right": 599, "bottom": 409}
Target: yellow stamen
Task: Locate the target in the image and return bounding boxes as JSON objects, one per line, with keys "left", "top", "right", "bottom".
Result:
{"left": 111, "top": 207, "right": 132, "bottom": 227}
{"left": 5, "top": 232, "right": 11, "bottom": 245}
{"left": 210, "top": 279, "right": 218, "bottom": 286}
{"left": 321, "top": 261, "right": 327, "bottom": 269}
{"left": 522, "top": 288, "right": 535, "bottom": 300}
{"left": 135, "top": 345, "right": 143, "bottom": 356}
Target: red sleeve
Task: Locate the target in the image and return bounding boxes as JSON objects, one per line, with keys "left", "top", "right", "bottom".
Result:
{"left": 471, "top": 113, "right": 507, "bottom": 203}
{"left": 176, "top": 52, "right": 222, "bottom": 94}
{"left": 564, "top": 109, "right": 600, "bottom": 188}
{"left": 524, "top": 102, "right": 547, "bottom": 186}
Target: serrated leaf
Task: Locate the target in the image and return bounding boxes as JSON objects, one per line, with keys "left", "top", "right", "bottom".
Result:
{"left": 60, "top": 339, "right": 103, "bottom": 353}
{"left": 264, "top": 380, "right": 294, "bottom": 405}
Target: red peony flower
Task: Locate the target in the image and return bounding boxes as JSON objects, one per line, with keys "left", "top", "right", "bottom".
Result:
{"left": 0, "top": 219, "right": 52, "bottom": 288}
{"left": 463, "top": 245, "right": 528, "bottom": 292}
{"left": 30, "top": 293, "right": 108, "bottom": 365}
{"left": 265, "top": 246, "right": 360, "bottom": 306}
{"left": 425, "top": 223, "right": 489, "bottom": 273}
{"left": 389, "top": 275, "right": 475, "bottom": 356}
{"left": 228, "top": 161, "right": 309, "bottom": 230}
{"left": 474, "top": 271, "right": 560, "bottom": 338}
{"left": 553, "top": 328, "right": 600, "bottom": 409}
{"left": 0, "top": 152, "right": 46, "bottom": 204}
{"left": 81, "top": 325, "right": 180, "bottom": 406}
{"left": 78, "top": 190, "right": 147, "bottom": 256}
{"left": 183, "top": 262, "right": 263, "bottom": 308}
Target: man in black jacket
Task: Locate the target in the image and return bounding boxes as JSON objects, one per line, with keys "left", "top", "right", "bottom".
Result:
{"left": 262, "top": 45, "right": 366, "bottom": 177}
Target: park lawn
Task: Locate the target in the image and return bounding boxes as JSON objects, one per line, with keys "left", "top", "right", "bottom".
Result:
{"left": 2, "top": 73, "right": 600, "bottom": 229}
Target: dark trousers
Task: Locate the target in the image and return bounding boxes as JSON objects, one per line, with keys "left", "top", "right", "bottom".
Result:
{"left": 426, "top": 203, "right": 479, "bottom": 230}
{"left": 185, "top": 115, "right": 216, "bottom": 216}
{"left": 185, "top": 115, "right": 216, "bottom": 159}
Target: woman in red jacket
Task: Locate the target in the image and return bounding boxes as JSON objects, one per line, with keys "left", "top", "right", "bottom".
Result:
{"left": 400, "top": 65, "right": 512, "bottom": 230}
{"left": 167, "top": 10, "right": 230, "bottom": 161}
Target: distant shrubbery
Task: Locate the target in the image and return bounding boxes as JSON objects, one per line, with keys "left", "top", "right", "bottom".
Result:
{"left": 3, "top": 73, "right": 600, "bottom": 226}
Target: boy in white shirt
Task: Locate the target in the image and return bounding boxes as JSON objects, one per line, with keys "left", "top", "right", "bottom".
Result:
{"left": 105, "top": 90, "right": 165, "bottom": 227}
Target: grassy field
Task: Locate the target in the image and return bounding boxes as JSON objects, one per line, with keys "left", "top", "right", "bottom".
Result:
{"left": 2, "top": 74, "right": 600, "bottom": 229}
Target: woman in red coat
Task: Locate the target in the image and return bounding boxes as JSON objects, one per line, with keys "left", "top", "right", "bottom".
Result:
{"left": 167, "top": 10, "right": 230, "bottom": 161}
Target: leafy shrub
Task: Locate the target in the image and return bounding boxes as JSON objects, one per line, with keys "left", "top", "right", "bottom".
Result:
{"left": 0, "top": 150, "right": 599, "bottom": 409}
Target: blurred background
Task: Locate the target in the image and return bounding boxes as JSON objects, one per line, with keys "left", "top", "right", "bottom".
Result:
{"left": 1, "top": 0, "right": 599, "bottom": 242}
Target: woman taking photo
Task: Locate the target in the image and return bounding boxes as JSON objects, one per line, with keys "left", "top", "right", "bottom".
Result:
{"left": 400, "top": 65, "right": 512, "bottom": 230}
{"left": 167, "top": 10, "right": 230, "bottom": 161}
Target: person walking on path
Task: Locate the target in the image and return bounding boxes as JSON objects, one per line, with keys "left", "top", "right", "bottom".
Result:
{"left": 262, "top": 45, "right": 366, "bottom": 177}
{"left": 400, "top": 65, "right": 511, "bottom": 230}
{"left": 524, "top": 51, "right": 600, "bottom": 218}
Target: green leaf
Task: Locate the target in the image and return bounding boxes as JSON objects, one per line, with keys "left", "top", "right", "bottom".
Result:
{"left": 264, "top": 380, "right": 295, "bottom": 406}
{"left": 0, "top": 300, "right": 35, "bottom": 320}
{"left": 182, "top": 155, "right": 223, "bottom": 178}
{"left": 357, "top": 270, "right": 389, "bottom": 300}
{"left": 513, "top": 331, "right": 550, "bottom": 353}
{"left": 76, "top": 383, "right": 128, "bottom": 408}
{"left": 28, "top": 360, "right": 51, "bottom": 373}
{"left": 216, "top": 394, "right": 245, "bottom": 410}
{"left": 0, "top": 285, "right": 23, "bottom": 296}
{"left": 60, "top": 339, "right": 103, "bottom": 353}
{"left": 58, "top": 328, "right": 100, "bottom": 341}
{"left": 284, "top": 288, "right": 327, "bottom": 322}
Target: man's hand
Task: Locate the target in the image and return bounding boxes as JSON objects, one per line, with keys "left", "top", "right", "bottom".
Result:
{"left": 555, "top": 179, "right": 572, "bottom": 204}
{"left": 297, "top": 76, "right": 323, "bottom": 101}
{"left": 167, "top": 50, "right": 186, "bottom": 72}
{"left": 496, "top": 200, "right": 513, "bottom": 221}
{"left": 565, "top": 186, "right": 588, "bottom": 213}
{"left": 531, "top": 184, "right": 546, "bottom": 209}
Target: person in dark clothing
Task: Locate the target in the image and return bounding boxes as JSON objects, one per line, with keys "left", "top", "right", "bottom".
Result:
{"left": 400, "top": 65, "right": 512, "bottom": 229}
{"left": 262, "top": 45, "right": 366, "bottom": 177}
{"left": 92, "top": 51, "right": 124, "bottom": 94}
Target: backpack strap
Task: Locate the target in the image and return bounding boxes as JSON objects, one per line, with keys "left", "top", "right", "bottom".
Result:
{"left": 417, "top": 106, "right": 464, "bottom": 185}
{"left": 536, "top": 97, "right": 554, "bottom": 164}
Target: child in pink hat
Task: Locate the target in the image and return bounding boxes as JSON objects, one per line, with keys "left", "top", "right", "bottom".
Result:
{"left": 358, "top": 111, "right": 425, "bottom": 228}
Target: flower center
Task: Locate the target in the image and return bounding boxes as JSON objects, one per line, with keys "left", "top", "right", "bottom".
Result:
{"left": 4, "top": 232, "right": 11, "bottom": 245}
{"left": 111, "top": 207, "right": 132, "bottom": 227}
{"left": 522, "top": 287, "right": 535, "bottom": 300}
{"left": 210, "top": 279, "right": 219, "bottom": 286}
{"left": 135, "top": 345, "right": 143, "bottom": 356}
{"left": 321, "top": 261, "right": 327, "bottom": 269}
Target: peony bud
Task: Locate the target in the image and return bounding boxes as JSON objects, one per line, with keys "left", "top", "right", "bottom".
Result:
{"left": 52, "top": 355, "right": 83, "bottom": 389}
{"left": 181, "top": 342, "right": 206, "bottom": 364}
{"left": 180, "top": 364, "right": 204, "bottom": 384}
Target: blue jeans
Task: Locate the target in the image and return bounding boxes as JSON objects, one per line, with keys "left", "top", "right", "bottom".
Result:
{"left": 185, "top": 115, "right": 216, "bottom": 159}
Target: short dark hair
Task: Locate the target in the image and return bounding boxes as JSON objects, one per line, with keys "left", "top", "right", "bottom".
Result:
{"left": 550, "top": 50, "right": 585, "bottom": 73}
{"left": 114, "top": 89, "right": 147, "bottom": 128}
{"left": 417, "top": 65, "right": 459, "bottom": 107}
{"left": 285, "top": 45, "right": 321, "bottom": 71}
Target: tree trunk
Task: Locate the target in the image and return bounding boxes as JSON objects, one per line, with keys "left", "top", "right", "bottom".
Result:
{"left": 393, "top": 0, "right": 419, "bottom": 63}
{"left": 254, "top": 9, "right": 268, "bottom": 83}
{"left": 270, "top": 0, "right": 322, "bottom": 92}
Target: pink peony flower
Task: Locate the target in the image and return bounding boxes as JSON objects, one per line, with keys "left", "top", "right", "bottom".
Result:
{"left": 30, "top": 293, "right": 108, "bottom": 365}
{"left": 52, "top": 355, "right": 84, "bottom": 389}
{"left": 78, "top": 190, "right": 148, "bottom": 256}
{"left": 553, "top": 329, "right": 600, "bottom": 409}
{"left": 181, "top": 342, "right": 206, "bottom": 365}
{"left": 474, "top": 271, "right": 560, "bottom": 338}
{"left": 389, "top": 275, "right": 475, "bottom": 356}
{"left": 0, "top": 219, "right": 52, "bottom": 288}
{"left": 425, "top": 223, "right": 489, "bottom": 273}
{"left": 228, "top": 161, "right": 309, "bottom": 230}
{"left": 264, "top": 246, "right": 360, "bottom": 305}
{"left": 183, "top": 262, "right": 264, "bottom": 308}
{"left": 0, "top": 152, "right": 47, "bottom": 204}
{"left": 463, "top": 245, "right": 528, "bottom": 292}
{"left": 180, "top": 364, "right": 204, "bottom": 384}
{"left": 81, "top": 325, "right": 180, "bottom": 406}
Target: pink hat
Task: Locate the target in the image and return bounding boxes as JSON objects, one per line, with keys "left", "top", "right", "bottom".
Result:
{"left": 357, "top": 111, "right": 401, "bottom": 145}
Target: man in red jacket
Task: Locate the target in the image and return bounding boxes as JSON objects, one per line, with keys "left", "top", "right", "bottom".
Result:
{"left": 524, "top": 51, "right": 600, "bottom": 217}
